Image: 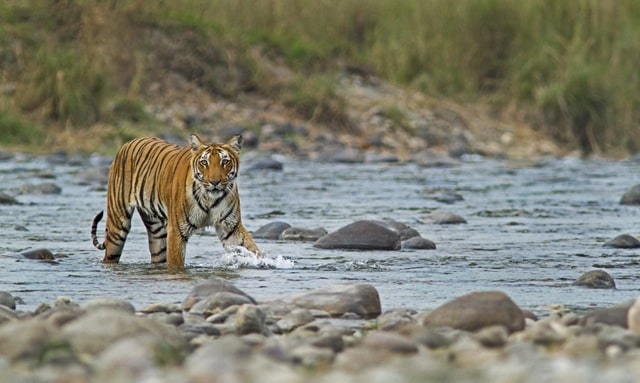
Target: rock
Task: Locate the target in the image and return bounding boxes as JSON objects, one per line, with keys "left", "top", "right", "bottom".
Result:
{"left": 620, "top": 184, "right": 640, "bottom": 205}
{"left": 0, "top": 319, "right": 53, "bottom": 361}
{"left": 278, "top": 283, "right": 381, "bottom": 319}
{"left": 0, "top": 305, "right": 18, "bottom": 324}
{"left": 313, "top": 220, "right": 401, "bottom": 250}
{"left": 401, "top": 236, "right": 436, "bottom": 250}
{"left": 82, "top": 297, "right": 136, "bottom": 313}
{"left": 182, "top": 277, "right": 256, "bottom": 311}
{"left": 61, "top": 309, "right": 188, "bottom": 357}
{"left": 233, "top": 304, "right": 266, "bottom": 335}
{"left": 573, "top": 270, "right": 616, "bottom": 289}
{"left": 139, "top": 302, "right": 182, "bottom": 314}
{"left": 580, "top": 301, "right": 633, "bottom": 328}
{"left": 376, "top": 309, "right": 416, "bottom": 331}
{"left": 474, "top": 325, "right": 509, "bottom": 348}
{"left": 423, "top": 211, "right": 467, "bottom": 224}
{"left": 0, "top": 291, "right": 16, "bottom": 310}
{"left": 412, "top": 327, "right": 462, "bottom": 349}
{"left": 189, "top": 292, "right": 254, "bottom": 316}
{"left": 20, "top": 248, "right": 55, "bottom": 260}
{"left": 14, "top": 182, "right": 62, "bottom": 195}
{"left": 280, "top": 227, "right": 328, "bottom": 241}
{"left": 422, "top": 291, "right": 525, "bottom": 333}
{"left": 252, "top": 221, "right": 292, "bottom": 240}
{"left": 185, "top": 336, "right": 253, "bottom": 379}
{"left": 627, "top": 298, "right": 640, "bottom": 334}
{"left": 603, "top": 234, "right": 640, "bottom": 249}
{"left": 317, "top": 148, "right": 365, "bottom": 163}
{"left": 246, "top": 157, "right": 284, "bottom": 171}
{"left": 398, "top": 227, "right": 420, "bottom": 240}
{"left": 0, "top": 192, "right": 20, "bottom": 205}
{"left": 276, "top": 308, "right": 316, "bottom": 332}
{"left": 360, "top": 331, "right": 419, "bottom": 354}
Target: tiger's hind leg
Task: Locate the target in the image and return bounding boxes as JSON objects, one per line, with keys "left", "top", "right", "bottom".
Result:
{"left": 102, "top": 205, "right": 135, "bottom": 263}
{"left": 137, "top": 208, "right": 168, "bottom": 263}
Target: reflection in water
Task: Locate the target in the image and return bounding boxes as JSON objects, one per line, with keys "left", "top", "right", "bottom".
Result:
{"left": 0, "top": 155, "right": 640, "bottom": 316}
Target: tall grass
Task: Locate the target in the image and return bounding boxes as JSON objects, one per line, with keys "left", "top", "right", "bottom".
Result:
{"left": 1, "top": 0, "right": 640, "bottom": 154}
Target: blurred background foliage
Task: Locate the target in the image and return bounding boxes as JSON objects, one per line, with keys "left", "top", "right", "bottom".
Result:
{"left": 0, "top": 0, "right": 639, "bottom": 154}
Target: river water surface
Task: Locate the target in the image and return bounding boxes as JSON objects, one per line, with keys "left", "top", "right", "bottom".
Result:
{"left": 1, "top": 153, "right": 640, "bottom": 316}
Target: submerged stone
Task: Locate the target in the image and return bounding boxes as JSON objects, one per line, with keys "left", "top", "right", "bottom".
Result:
{"left": 573, "top": 270, "right": 616, "bottom": 289}
{"left": 603, "top": 234, "right": 640, "bottom": 249}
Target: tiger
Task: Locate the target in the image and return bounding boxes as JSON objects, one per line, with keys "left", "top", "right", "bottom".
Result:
{"left": 90, "top": 133, "right": 261, "bottom": 267}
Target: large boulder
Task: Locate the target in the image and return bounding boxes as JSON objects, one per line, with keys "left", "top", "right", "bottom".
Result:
{"left": 313, "top": 220, "right": 401, "bottom": 250}
{"left": 421, "top": 291, "right": 525, "bottom": 333}
{"left": 580, "top": 301, "right": 633, "bottom": 328}
{"left": 603, "top": 234, "right": 640, "bottom": 249}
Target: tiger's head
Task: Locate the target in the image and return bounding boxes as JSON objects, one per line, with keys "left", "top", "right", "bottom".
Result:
{"left": 189, "top": 134, "right": 242, "bottom": 193}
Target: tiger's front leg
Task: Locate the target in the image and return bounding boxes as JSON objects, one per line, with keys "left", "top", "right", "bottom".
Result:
{"left": 166, "top": 223, "right": 188, "bottom": 267}
{"left": 218, "top": 222, "right": 262, "bottom": 256}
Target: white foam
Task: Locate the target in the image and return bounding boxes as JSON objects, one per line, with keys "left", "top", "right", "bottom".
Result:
{"left": 214, "top": 247, "right": 295, "bottom": 269}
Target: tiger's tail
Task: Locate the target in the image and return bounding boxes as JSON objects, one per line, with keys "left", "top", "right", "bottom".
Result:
{"left": 91, "top": 211, "right": 106, "bottom": 250}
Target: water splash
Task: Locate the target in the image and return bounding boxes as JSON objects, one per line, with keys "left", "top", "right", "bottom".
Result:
{"left": 214, "top": 247, "right": 295, "bottom": 269}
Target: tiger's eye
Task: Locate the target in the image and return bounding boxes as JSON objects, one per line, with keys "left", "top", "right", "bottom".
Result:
{"left": 199, "top": 159, "right": 208, "bottom": 167}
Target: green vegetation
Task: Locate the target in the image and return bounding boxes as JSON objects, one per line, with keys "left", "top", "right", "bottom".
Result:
{"left": 1, "top": 0, "right": 639, "bottom": 154}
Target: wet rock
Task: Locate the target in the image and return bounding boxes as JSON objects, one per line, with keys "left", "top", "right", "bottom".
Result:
{"left": 423, "top": 211, "right": 467, "bottom": 224}
{"left": 604, "top": 234, "right": 640, "bottom": 249}
{"left": 182, "top": 277, "right": 256, "bottom": 311}
{"left": 233, "top": 304, "right": 266, "bottom": 335}
{"left": 93, "top": 338, "right": 157, "bottom": 381}
{"left": 313, "top": 220, "right": 401, "bottom": 250}
{"left": 14, "top": 182, "right": 62, "bottom": 195}
{"left": 573, "top": 270, "right": 616, "bottom": 289}
{"left": 280, "top": 227, "right": 328, "bottom": 241}
{"left": 422, "top": 291, "right": 525, "bottom": 333}
{"left": 20, "top": 248, "right": 55, "bottom": 260}
{"left": 0, "top": 192, "right": 20, "bottom": 205}
{"left": 61, "top": 309, "right": 188, "bottom": 357}
{"left": 580, "top": 301, "right": 633, "bottom": 328}
{"left": 0, "top": 291, "right": 16, "bottom": 310}
{"left": 245, "top": 157, "right": 284, "bottom": 171}
{"left": 401, "top": 236, "right": 436, "bottom": 250}
{"left": 620, "top": 184, "right": 640, "bottom": 205}
{"left": 179, "top": 322, "right": 222, "bottom": 338}
{"left": 398, "top": 227, "right": 420, "bottom": 240}
{"left": 253, "top": 221, "right": 292, "bottom": 240}
{"left": 277, "top": 283, "right": 381, "bottom": 319}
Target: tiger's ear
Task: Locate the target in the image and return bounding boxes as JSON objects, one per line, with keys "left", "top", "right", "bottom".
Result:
{"left": 226, "top": 135, "right": 243, "bottom": 154}
{"left": 189, "top": 134, "right": 204, "bottom": 151}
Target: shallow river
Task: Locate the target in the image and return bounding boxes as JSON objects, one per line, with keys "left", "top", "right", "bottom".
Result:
{"left": 1, "top": 153, "right": 640, "bottom": 316}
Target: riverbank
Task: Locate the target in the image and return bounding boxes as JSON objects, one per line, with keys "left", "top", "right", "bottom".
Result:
{"left": 1, "top": 278, "right": 640, "bottom": 383}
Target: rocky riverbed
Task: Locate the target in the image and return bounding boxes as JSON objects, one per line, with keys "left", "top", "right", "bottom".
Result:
{"left": 2, "top": 277, "right": 640, "bottom": 383}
